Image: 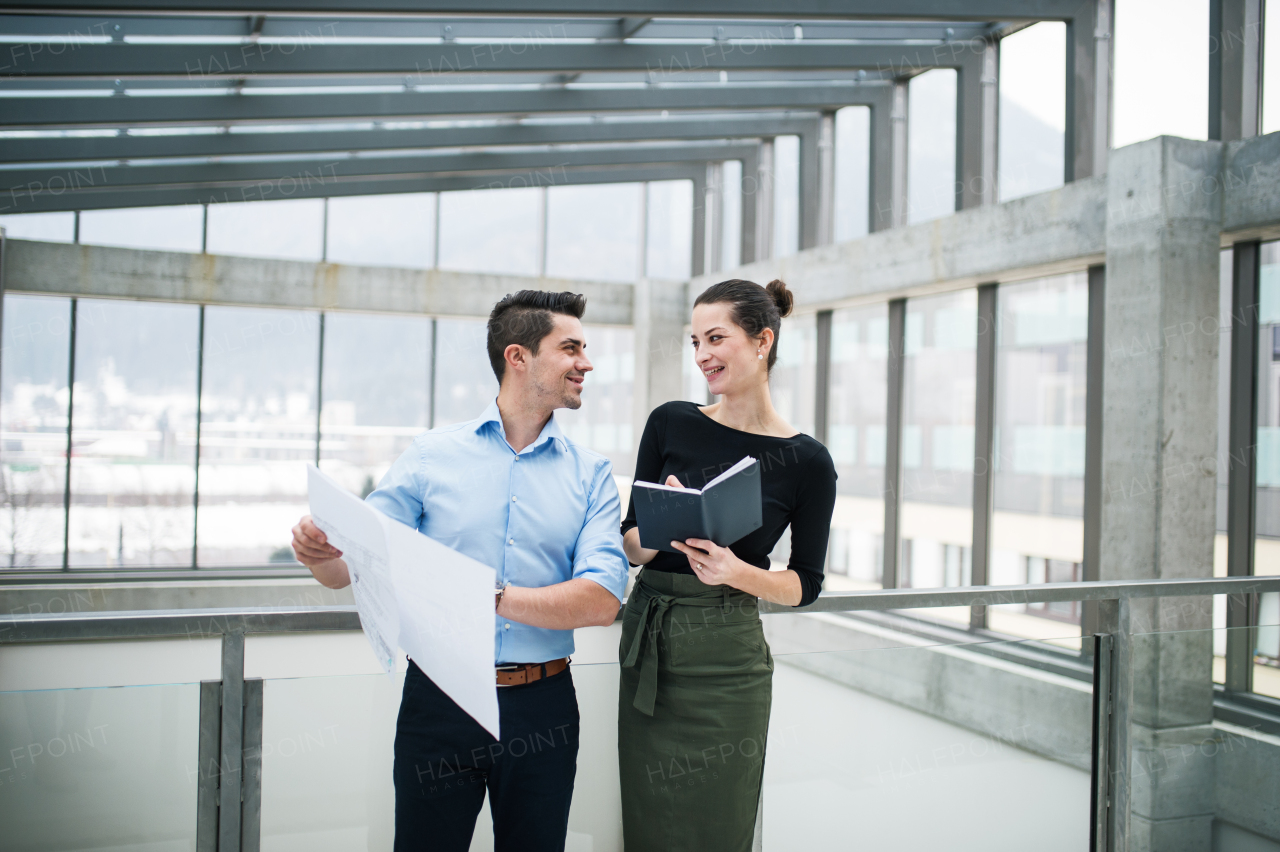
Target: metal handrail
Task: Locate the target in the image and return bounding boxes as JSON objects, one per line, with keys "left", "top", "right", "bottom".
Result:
{"left": 2, "top": 575, "right": 1277, "bottom": 643}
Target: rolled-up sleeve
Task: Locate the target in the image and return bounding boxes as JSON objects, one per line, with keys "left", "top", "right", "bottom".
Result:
{"left": 364, "top": 439, "right": 426, "bottom": 530}
{"left": 571, "top": 461, "right": 630, "bottom": 602}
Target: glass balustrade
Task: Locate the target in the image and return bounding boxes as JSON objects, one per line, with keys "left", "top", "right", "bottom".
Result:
{"left": 2, "top": 596, "right": 1278, "bottom": 851}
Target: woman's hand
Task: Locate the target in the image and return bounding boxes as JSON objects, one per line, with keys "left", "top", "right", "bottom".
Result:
{"left": 670, "top": 537, "right": 747, "bottom": 588}
{"left": 623, "top": 475, "right": 689, "bottom": 566}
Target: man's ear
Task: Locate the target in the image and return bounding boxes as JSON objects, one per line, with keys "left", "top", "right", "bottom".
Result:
{"left": 504, "top": 343, "right": 529, "bottom": 376}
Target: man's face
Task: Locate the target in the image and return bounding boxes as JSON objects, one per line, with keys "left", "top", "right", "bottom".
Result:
{"left": 526, "top": 314, "right": 593, "bottom": 410}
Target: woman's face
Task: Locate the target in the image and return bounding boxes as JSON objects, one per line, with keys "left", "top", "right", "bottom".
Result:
{"left": 690, "top": 302, "right": 771, "bottom": 398}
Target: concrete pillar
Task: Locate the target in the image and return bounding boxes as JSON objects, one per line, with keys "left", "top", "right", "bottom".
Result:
{"left": 816, "top": 111, "right": 836, "bottom": 244}
{"left": 889, "top": 81, "right": 909, "bottom": 228}
{"left": 705, "top": 162, "right": 724, "bottom": 275}
{"left": 868, "top": 86, "right": 896, "bottom": 233}
{"left": 1100, "top": 137, "right": 1223, "bottom": 851}
{"left": 690, "top": 171, "right": 706, "bottom": 278}
{"left": 632, "top": 278, "right": 687, "bottom": 465}
{"left": 1209, "top": 0, "right": 1265, "bottom": 142}
{"left": 1066, "top": 0, "right": 1114, "bottom": 181}
{"left": 755, "top": 139, "right": 775, "bottom": 260}
{"left": 799, "top": 129, "right": 820, "bottom": 250}
{"left": 956, "top": 42, "right": 999, "bottom": 210}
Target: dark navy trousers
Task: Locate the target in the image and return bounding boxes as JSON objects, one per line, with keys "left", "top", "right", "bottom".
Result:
{"left": 393, "top": 661, "right": 580, "bottom": 852}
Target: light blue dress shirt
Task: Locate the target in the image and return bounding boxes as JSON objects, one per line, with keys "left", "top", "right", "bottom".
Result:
{"left": 365, "top": 399, "right": 629, "bottom": 665}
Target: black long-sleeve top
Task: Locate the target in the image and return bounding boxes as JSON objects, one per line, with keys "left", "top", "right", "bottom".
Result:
{"left": 621, "top": 401, "right": 838, "bottom": 607}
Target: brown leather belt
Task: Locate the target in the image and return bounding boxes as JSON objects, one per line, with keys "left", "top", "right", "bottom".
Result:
{"left": 495, "top": 657, "right": 568, "bottom": 687}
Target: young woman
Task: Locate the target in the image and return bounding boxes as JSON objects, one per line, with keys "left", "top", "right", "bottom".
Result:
{"left": 617, "top": 278, "right": 838, "bottom": 851}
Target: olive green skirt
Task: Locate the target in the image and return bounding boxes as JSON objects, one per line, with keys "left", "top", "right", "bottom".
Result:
{"left": 617, "top": 569, "right": 774, "bottom": 852}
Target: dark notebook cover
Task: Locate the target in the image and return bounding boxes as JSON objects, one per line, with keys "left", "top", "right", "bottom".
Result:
{"left": 631, "top": 456, "right": 762, "bottom": 552}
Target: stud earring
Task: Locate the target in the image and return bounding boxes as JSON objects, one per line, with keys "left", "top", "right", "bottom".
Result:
{"left": 757, "top": 350, "right": 764, "bottom": 360}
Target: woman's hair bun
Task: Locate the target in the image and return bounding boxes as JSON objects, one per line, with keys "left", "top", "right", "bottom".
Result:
{"left": 765, "top": 279, "right": 794, "bottom": 318}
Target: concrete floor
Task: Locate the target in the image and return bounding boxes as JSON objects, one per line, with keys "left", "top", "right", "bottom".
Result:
{"left": 764, "top": 662, "right": 1091, "bottom": 852}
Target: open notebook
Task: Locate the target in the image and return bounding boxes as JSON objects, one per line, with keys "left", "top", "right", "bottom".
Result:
{"left": 631, "top": 456, "right": 762, "bottom": 552}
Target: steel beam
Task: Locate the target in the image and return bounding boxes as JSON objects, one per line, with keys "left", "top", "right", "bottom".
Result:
{"left": 0, "top": 14, "right": 1003, "bottom": 43}
{"left": 0, "top": 2, "right": 1088, "bottom": 20}
{"left": 8, "top": 40, "right": 1021, "bottom": 79}
{"left": 0, "top": 139, "right": 760, "bottom": 196}
{"left": 0, "top": 82, "right": 891, "bottom": 128}
{"left": 1226, "top": 240, "right": 1261, "bottom": 693}
{"left": 1209, "top": 0, "right": 1265, "bottom": 142}
{"left": 1064, "top": 0, "right": 1113, "bottom": 182}
{"left": 0, "top": 162, "right": 707, "bottom": 214}
{"left": 0, "top": 113, "right": 820, "bottom": 165}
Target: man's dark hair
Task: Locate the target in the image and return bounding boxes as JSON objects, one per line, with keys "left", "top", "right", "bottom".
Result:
{"left": 486, "top": 290, "right": 587, "bottom": 382}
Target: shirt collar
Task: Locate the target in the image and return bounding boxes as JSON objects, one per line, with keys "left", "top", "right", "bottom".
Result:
{"left": 475, "top": 398, "right": 567, "bottom": 454}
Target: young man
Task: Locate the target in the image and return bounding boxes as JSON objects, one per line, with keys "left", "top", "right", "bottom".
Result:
{"left": 290, "top": 290, "right": 629, "bottom": 852}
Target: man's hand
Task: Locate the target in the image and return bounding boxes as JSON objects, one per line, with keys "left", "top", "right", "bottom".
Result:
{"left": 292, "top": 515, "right": 351, "bottom": 589}
{"left": 292, "top": 515, "right": 341, "bottom": 565}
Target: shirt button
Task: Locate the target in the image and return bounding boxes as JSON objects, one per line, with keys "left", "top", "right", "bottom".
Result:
{"left": 511, "top": 496, "right": 517, "bottom": 502}
{"left": 508, "top": 538, "right": 514, "bottom": 545}
{"left": 504, "top": 623, "right": 511, "bottom": 630}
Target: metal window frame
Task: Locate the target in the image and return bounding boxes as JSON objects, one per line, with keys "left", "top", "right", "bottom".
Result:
{"left": 969, "top": 282, "right": 998, "bottom": 628}
{"left": 882, "top": 297, "right": 907, "bottom": 589}
{"left": 1226, "top": 239, "right": 1262, "bottom": 692}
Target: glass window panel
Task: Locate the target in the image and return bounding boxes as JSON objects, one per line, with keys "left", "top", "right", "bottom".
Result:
{"left": 908, "top": 69, "right": 958, "bottom": 224}
{"left": 1, "top": 295, "right": 71, "bottom": 569}
{"left": 0, "top": 212, "right": 75, "bottom": 243}
{"left": 67, "top": 300, "right": 198, "bottom": 568}
{"left": 989, "top": 274, "right": 1088, "bottom": 637}
{"left": 833, "top": 106, "right": 870, "bottom": 241}
{"left": 999, "top": 22, "right": 1066, "bottom": 202}
{"left": 773, "top": 135, "right": 800, "bottom": 258}
{"left": 645, "top": 179, "right": 696, "bottom": 278}
{"left": 196, "top": 306, "right": 319, "bottom": 566}
{"left": 645, "top": 180, "right": 692, "bottom": 281}
{"left": 770, "top": 313, "right": 817, "bottom": 437}
{"left": 556, "top": 325, "right": 635, "bottom": 475}
{"left": 901, "top": 290, "right": 975, "bottom": 610}
{"left": 827, "top": 304, "right": 888, "bottom": 589}
{"left": 325, "top": 193, "right": 435, "bottom": 269}
{"left": 318, "top": 312, "right": 432, "bottom": 499}
{"left": 0, "top": 683, "right": 201, "bottom": 851}
{"left": 438, "top": 187, "right": 539, "bottom": 276}
{"left": 1113, "top": 0, "right": 1209, "bottom": 146}
{"left": 205, "top": 198, "right": 325, "bottom": 261}
{"left": 78, "top": 205, "right": 204, "bottom": 253}
{"left": 546, "top": 183, "right": 641, "bottom": 283}
{"left": 432, "top": 318, "right": 497, "bottom": 428}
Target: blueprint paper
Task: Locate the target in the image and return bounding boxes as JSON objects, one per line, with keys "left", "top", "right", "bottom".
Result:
{"left": 307, "top": 466, "right": 500, "bottom": 737}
